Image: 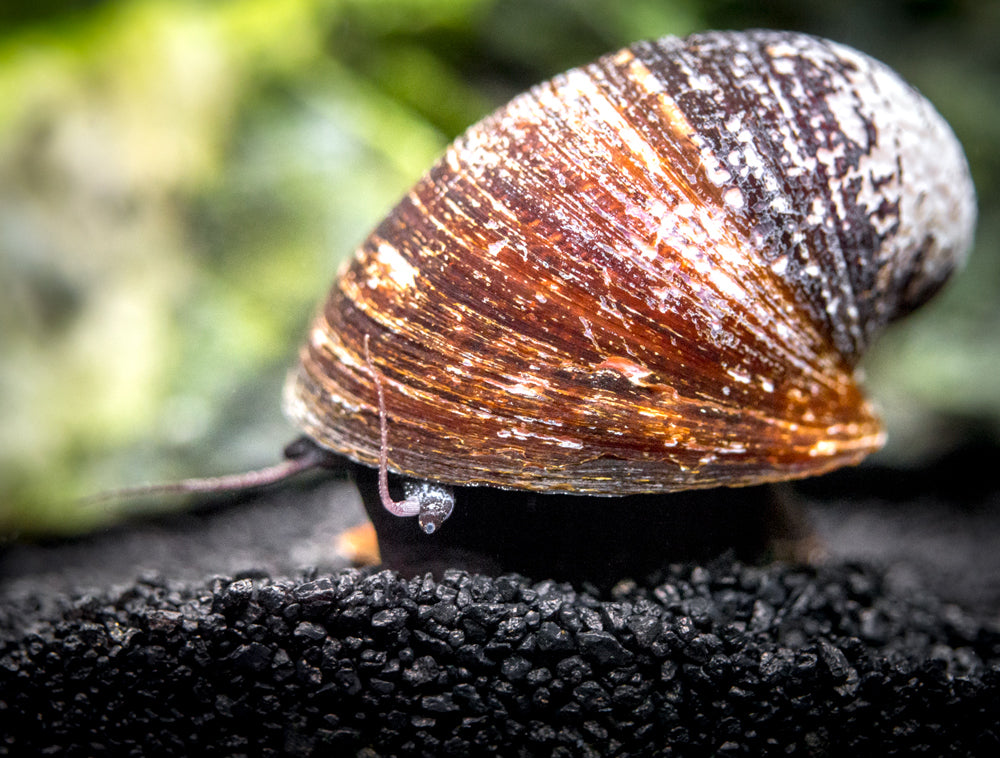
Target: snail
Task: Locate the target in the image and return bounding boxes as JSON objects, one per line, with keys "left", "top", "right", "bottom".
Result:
{"left": 111, "top": 30, "right": 975, "bottom": 555}
{"left": 281, "top": 29, "right": 976, "bottom": 535}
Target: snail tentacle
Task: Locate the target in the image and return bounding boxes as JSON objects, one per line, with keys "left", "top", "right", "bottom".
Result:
{"left": 83, "top": 438, "right": 335, "bottom": 507}
{"left": 364, "top": 334, "right": 455, "bottom": 532}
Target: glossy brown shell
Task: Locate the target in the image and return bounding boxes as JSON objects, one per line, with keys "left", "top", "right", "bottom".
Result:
{"left": 283, "top": 30, "right": 976, "bottom": 495}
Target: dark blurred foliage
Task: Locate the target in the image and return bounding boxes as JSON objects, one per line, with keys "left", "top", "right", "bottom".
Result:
{"left": 0, "top": 0, "right": 107, "bottom": 31}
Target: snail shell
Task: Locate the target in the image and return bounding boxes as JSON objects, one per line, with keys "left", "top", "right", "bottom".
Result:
{"left": 283, "top": 30, "right": 975, "bottom": 496}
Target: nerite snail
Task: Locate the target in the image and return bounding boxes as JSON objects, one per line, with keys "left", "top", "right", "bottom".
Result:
{"left": 118, "top": 30, "right": 975, "bottom": 566}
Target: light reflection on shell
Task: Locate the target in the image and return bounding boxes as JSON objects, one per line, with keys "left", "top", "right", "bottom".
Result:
{"left": 283, "top": 30, "right": 976, "bottom": 495}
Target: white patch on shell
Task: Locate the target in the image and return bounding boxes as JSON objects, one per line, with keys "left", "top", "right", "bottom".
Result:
{"left": 727, "top": 368, "right": 752, "bottom": 384}
{"left": 497, "top": 427, "right": 583, "bottom": 450}
{"left": 504, "top": 373, "right": 548, "bottom": 398}
{"left": 506, "top": 384, "right": 541, "bottom": 398}
{"left": 701, "top": 154, "right": 732, "bottom": 186}
{"left": 708, "top": 268, "right": 747, "bottom": 303}
{"left": 625, "top": 55, "right": 666, "bottom": 95}
{"left": 372, "top": 242, "right": 418, "bottom": 290}
{"left": 770, "top": 56, "right": 796, "bottom": 76}
{"left": 809, "top": 440, "right": 838, "bottom": 457}
{"left": 594, "top": 357, "right": 654, "bottom": 385}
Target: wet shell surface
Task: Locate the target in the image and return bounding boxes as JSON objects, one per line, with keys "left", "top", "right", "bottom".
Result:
{"left": 283, "top": 29, "right": 976, "bottom": 495}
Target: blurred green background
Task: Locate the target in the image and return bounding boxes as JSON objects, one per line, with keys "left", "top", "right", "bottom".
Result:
{"left": 2, "top": 0, "right": 998, "bottom": 536}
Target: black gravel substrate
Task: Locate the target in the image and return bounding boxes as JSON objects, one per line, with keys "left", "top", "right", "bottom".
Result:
{"left": 3, "top": 558, "right": 999, "bottom": 756}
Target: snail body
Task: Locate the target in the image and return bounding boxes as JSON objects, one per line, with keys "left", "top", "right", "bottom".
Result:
{"left": 283, "top": 30, "right": 975, "bottom": 530}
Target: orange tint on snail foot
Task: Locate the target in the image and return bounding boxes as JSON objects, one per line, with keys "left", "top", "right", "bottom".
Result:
{"left": 282, "top": 30, "right": 974, "bottom": 496}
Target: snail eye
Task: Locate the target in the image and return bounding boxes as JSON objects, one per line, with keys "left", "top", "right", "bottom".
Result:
{"left": 405, "top": 481, "right": 456, "bottom": 535}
